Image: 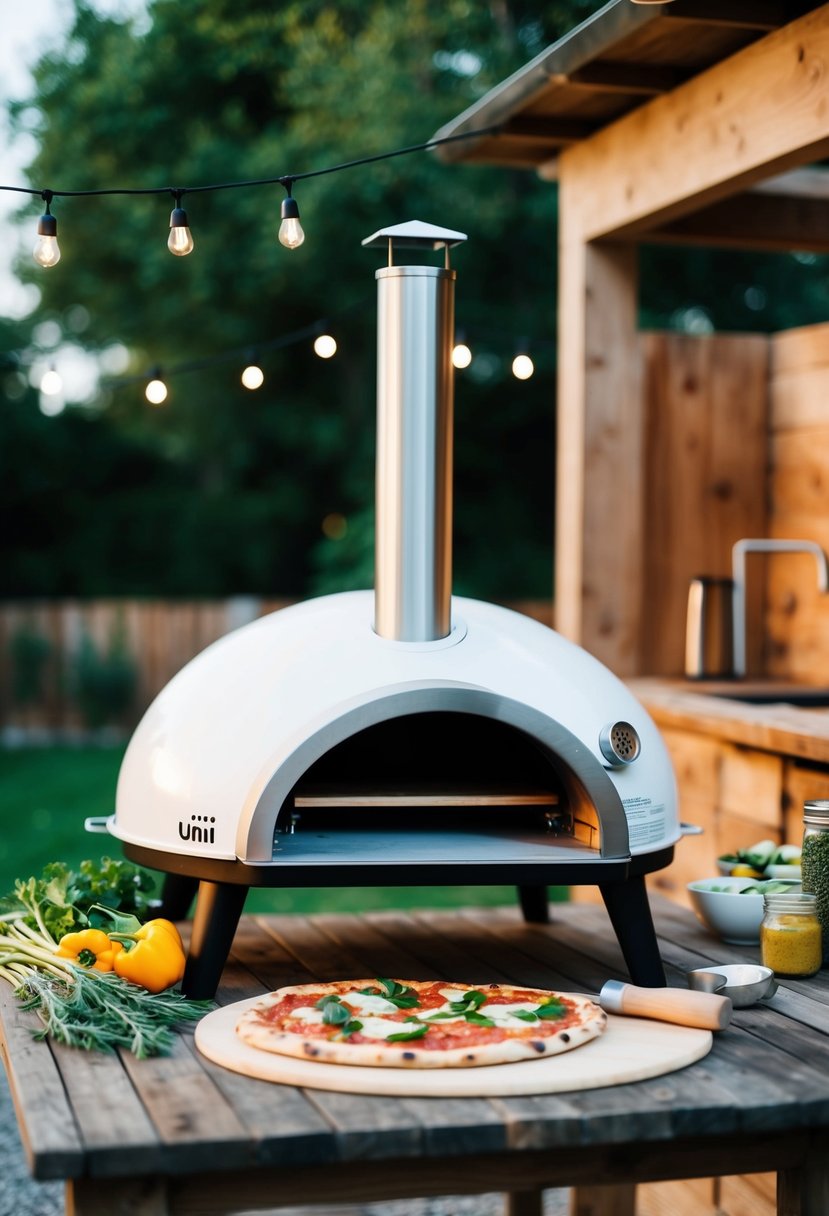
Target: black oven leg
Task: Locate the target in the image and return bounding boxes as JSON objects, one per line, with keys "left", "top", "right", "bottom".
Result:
{"left": 598, "top": 876, "right": 666, "bottom": 987}
{"left": 517, "top": 885, "right": 550, "bottom": 924}
{"left": 156, "top": 873, "right": 199, "bottom": 921}
{"left": 182, "top": 880, "right": 249, "bottom": 999}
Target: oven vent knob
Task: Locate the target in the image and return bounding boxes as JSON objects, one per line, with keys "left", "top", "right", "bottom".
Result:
{"left": 599, "top": 721, "right": 641, "bottom": 767}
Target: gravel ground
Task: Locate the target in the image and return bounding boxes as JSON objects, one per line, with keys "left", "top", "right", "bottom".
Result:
{"left": 0, "top": 1067, "right": 569, "bottom": 1216}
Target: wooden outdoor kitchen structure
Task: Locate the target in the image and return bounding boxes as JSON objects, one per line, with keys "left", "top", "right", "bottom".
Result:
{"left": 434, "top": 0, "right": 829, "bottom": 683}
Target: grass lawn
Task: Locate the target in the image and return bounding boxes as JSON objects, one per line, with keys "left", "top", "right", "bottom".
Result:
{"left": 0, "top": 746, "right": 550, "bottom": 915}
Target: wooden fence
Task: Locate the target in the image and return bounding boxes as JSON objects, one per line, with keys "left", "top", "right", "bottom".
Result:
{"left": 0, "top": 597, "right": 553, "bottom": 736}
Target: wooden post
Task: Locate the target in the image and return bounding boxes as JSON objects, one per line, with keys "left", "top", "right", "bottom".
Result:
{"left": 555, "top": 223, "right": 641, "bottom": 673}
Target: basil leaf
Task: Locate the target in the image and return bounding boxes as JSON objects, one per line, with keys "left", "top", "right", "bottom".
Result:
{"left": 359, "top": 986, "right": 381, "bottom": 996}
{"left": 449, "top": 989, "right": 487, "bottom": 1013}
{"left": 387, "top": 1023, "right": 429, "bottom": 1042}
{"left": 315, "top": 994, "right": 342, "bottom": 1011}
{"left": 537, "top": 1001, "right": 566, "bottom": 1020}
{"left": 421, "top": 1011, "right": 457, "bottom": 1021}
{"left": 339, "top": 1019, "right": 363, "bottom": 1039}
{"left": 376, "top": 978, "right": 420, "bottom": 1008}
{"left": 510, "top": 1009, "right": 540, "bottom": 1023}
{"left": 464, "top": 1011, "right": 496, "bottom": 1027}
{"left": 322, "top": 1001, "right": 350, "bottom": 1026}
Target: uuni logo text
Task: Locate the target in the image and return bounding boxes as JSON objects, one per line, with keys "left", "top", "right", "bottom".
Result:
{"left": 178, "top": 814, "right": 216, "bottom": 845}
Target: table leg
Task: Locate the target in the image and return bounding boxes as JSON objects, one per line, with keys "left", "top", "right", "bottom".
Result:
{"left": 570, "top": 1184, "right": 637, "bottom": 1216}
{"left": 778, "top": 1158, "right": 829, "bottom": 1214}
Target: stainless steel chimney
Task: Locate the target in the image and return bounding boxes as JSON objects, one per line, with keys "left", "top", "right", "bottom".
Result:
{"left": 362, "top": 221, "right": 467, "bottom": 642}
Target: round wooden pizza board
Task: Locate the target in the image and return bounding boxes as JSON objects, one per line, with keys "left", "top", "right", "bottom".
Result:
{"left": 194, "top": 996, "right": 713, "bottom": 1097}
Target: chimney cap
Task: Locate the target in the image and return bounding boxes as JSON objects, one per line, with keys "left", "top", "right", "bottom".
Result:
{"left": 361, "top": 220, "right": 467, "bottom": 250}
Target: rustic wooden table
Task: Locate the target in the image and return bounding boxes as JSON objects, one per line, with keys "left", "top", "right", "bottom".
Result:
{"left": 2, "top": 896, "right": 829, "bottom": 1216}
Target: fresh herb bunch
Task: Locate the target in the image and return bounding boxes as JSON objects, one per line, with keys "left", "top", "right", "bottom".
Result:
{"left": 0, "top": 858, "right": 208, "bottom": 1058}
{"left": 18, "top": 970, "right": 210, "bottom": 1058}
{"left": 0, "top": 857, "right": 155, "bottom": 941}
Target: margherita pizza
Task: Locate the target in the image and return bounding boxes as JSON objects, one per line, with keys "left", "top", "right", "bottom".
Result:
{"left": 236, "top": 978, "right": 606, "bottom": 1068}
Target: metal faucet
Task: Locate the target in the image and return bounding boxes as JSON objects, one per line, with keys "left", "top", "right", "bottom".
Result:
{"left": 732, "top": 538, "right": 829, "bottom": 678}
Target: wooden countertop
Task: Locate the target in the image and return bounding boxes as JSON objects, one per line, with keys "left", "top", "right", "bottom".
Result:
{"left": 628, "top": 678, "right": 829, "bottom": 764}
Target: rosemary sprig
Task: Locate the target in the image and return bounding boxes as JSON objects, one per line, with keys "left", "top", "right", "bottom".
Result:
{"left": 17, "top": 969, "right": 212, "bottom": 1059}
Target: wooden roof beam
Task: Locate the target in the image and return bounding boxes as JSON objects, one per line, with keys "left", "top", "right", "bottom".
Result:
{"left": 504, "top": 117, "right": 598, "bottom": 146}
{"left": 643, "top": 189, "right": 829, "bottom": 252}
{"left": 559, "top": 5, "right": 829, "bottom": 242}
{"left": 664, "top": 1, "right": 801, "bottom": 33}
{"left": 551, "top": 62, "right": 682, "bottom": 97}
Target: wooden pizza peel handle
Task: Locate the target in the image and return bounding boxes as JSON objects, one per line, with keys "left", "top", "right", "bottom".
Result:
{"left": 599, "top": 980, "right": 733, "bottom": 1030}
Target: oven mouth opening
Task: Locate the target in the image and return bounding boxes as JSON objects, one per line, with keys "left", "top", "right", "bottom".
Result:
{"left": 272, "top": 711, "right": 604, "bottom": 865}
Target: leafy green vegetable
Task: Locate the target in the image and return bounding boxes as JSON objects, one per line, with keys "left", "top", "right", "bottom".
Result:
{"left": 374, "top": 978, "right": 420, "bottom": 1009}
{"left": 537, "top": 1000, "right": 567, "bottom": 1020}
{"left": 339, "top": 1020, "right": 363, "bottom": 1039}
{"left": 320, "top": 998, "right": 350, "bottom": 1026}
{"left": 463, "top": 1011, "right": 496, "bottom": 1027}
{"left": 387, "top": 1022, "right": 429, "bottom": 1042}
{"left": 0, "top": 858, "right": 155, "bottom": 941}
{"left": 510, "top": 1009, "right": 541, "bottom": 1023}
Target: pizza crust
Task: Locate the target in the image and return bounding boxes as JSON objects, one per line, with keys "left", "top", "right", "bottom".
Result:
{"left": 236, "top": 980, "right": 607, "bottom": 1069}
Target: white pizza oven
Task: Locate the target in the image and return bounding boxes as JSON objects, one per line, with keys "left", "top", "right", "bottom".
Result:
{"left": 104, "top": 222, "right": 682, "bottom": 998}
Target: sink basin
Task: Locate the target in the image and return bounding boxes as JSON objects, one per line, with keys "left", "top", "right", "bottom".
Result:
{"left": 710, "top": 689, "right": 829, "bottom": 708}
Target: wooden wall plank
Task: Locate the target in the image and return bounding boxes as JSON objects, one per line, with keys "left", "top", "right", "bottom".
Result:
{"left": 639, "top": 332, "right": 768, "bottom": 676}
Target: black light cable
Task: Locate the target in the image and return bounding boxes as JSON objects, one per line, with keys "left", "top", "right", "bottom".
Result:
{"left": 0, "top": 124, "right": 501, "bottom": 266}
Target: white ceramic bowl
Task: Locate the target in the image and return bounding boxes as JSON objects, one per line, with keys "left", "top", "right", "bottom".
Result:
{"left": 687, "top": 877, "right": 769, "bottom": 945}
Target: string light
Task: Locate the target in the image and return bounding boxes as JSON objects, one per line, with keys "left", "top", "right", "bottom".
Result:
{"left": 511, "top": 352, "right": 534, "bottom": 381}
{"left": 313, "top": 333, "right": 337, "bottom": 359}
{"left": 167, "top": 190, "right": 194, "bottom": 256}
{"left": 5, "top": 124, "right": 501, "bottom": 269}
{"left": 278, "top": 181, "right": 305, "bottom": 250}
{"left": 241, "top": 360, "right": 264, "bottom": 389}
{"left": 40, "top": 365, "right": 63, "bottom": 395}
{"left": 33, "top": 191, "right": 60, "bottom": 268}
{"left": 145, "top": 369, "right": 168, "bottom": 405}
{"left": 452, "top": 330, "right": 472, "bottom": 369}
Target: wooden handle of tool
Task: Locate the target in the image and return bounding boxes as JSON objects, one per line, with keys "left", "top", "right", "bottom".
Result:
{"left": 600, "top": 982, "right": 732, "bottom": 1030}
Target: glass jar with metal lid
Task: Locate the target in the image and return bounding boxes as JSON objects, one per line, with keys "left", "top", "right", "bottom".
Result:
{"left": 760, "top": 891, "right": 822, "bottom": 977}
{"left": 802, "top": 800, "right": 829, "bottom": 964}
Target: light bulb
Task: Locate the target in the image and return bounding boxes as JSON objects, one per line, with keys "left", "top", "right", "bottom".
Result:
{"left": 279, "top": 195, "right": 305, "bottom": 249}
{"left": 512, "top": 353, "right": 534, "bottom": 381}
{"left": 452, "top": 342, "right": 472, "bottom": 369}
{"left": 145, "top": 378, "right": 168, "bottom": 405}
{"left": 313, "top": 334, "right": 337, "bottom": 359}
{"left": 40, "top": 368, "right": 63, "bottom": 395}
{"left": 168, "top": 205, "right": 194, "bottom": 256}
{"left": 241, "top": 364, "right": 264, "bottom": 390}
{"left": 33, "top": 207, "right": 60, "bottom": 268}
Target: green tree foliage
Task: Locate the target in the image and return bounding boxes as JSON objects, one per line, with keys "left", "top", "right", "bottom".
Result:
{"left": 6, "top": 0, "right": 597, "bottom": 602}
{"left": 6, "top": 1, "right": 827, "bottom": 603}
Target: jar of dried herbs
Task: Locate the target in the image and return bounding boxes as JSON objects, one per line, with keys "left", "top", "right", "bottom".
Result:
{"left": 760, "top": 891, "right": 822, "bottom": 978}
{"left": 801, "top": 800, "right": 829, "bottom": 964}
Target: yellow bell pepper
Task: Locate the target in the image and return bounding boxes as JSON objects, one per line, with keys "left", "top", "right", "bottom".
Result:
{"left": 56, "top": 928, "right": 124, "bottom": 973}
{"left": 110, "top": 918, "right": 186, "bottom": 994}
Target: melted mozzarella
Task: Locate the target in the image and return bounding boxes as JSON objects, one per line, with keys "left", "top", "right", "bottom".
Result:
{"left": 480, "top": 1002, "right": 542, "bottom": 1024}
{"left": 287, "top": 1006, "right": 326, "bottom": 1024}
{"left": 339, "top": 992, "right": 400, "bottom": 1015}
{"left": 422, "top": 999, "right": 543, "bottom": 1025}
{"left": 349, "top": 1016, "right": 412, "bottom": 1040}
{"left": 438, "top": 987, "right": 470, "bottom": 1003}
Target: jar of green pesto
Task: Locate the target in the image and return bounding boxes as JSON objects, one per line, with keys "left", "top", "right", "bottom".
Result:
{"left": 801, "top": 800, "right": 829, "bottom": 965}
